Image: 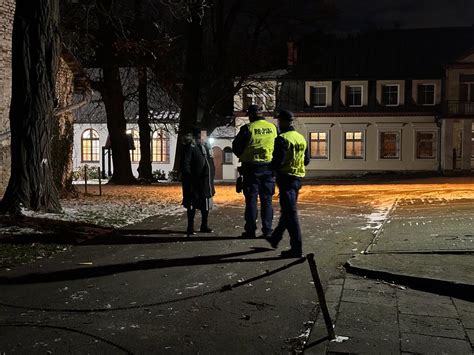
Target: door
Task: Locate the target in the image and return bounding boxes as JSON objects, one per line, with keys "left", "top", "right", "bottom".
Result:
{"left": 212, "top": 146, "right": 223, "bottom": 180}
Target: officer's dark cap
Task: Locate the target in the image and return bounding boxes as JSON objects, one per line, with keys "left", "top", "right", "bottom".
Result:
{"left": 275, "top": 109, "right": 294, "bottom": 122}
{"left": 246, "top": 104, "right": 262, "bottom": 115}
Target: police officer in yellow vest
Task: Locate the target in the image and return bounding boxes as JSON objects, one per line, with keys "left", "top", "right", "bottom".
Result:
{"left": 232, "top": 104, "right": 277, "bottom": 238}
{"left": 266, "top": 109, "right": 309, "bottom": 258}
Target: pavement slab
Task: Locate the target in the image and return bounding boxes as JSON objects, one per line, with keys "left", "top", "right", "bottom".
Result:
{"left": 306, "top": 275, "right": 474, "bottom": 354}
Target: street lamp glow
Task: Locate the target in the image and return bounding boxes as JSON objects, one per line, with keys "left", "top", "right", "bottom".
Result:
{"left": 208, "top": 138, "right": 215, "bottom": 145}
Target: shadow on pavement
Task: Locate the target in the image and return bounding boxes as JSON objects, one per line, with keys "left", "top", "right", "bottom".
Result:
{"left": 0, "top": 247, "right": 282, "bottom": 285}
{"left": 0, "top": 257, "right": 307, "bottom": 313}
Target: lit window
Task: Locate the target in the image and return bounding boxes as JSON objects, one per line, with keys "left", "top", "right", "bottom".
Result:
{"left": 223, "top": 147, "right": 233, "bottom": 164}
{"left": 382, "top": 85, "right": 399, "bottom": 106}
{"left": 380, "top": 131, "right": 400, "bottom": 159}
{"left": 126, "top": 129, "right": 140, "bottom": 162}
{"left": 416, "top": 132, "right": 436, "bottom": 159}
{"left": 310, "top": 86, "right": 327, "bottom": 107}
{"left": 344, "top": 131, "right": 364, "bottom": 159}
{"left": 152, "top": 129, "right": 170, "bottom": 163}
{"left": 81, "top": 129, "right": 99, "bottom": 162}
{"left": 346, "top": 86, "right": 362, "bottom": 107}
{"left": 418, "top": 84, "right": 435, "bottom": 105}
{"left": 309, "top": 132, "right": 328, "bottom": 159}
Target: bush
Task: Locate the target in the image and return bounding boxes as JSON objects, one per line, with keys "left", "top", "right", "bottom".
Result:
{"left": 72, "top": 165, "right": 106, "bottom": 181}
{"left": 167, "top": 170, "right": 179, "bottom": 182}
{"left": 152, "top": 169, "right": 167, "bottom": 181}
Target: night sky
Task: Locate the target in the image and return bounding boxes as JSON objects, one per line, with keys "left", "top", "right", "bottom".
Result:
{"left": 333, "top": 0, "right": 474, "bottom": 31}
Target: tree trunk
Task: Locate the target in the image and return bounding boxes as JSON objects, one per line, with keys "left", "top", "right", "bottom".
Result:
{"left": 172, "top": 16, "right": 203, "bottom": 175}
{"left": 52, "top": 58, "right": 76, "bottom": 197}
{"left": 101, "top": 62, "right": 136, "bottom": 185}
{"left": 137, "top": 66, "right": 154, "bottom": 181}
{"left": 96, "top": 0, "right": 136, "bottom": 185}
{"left": 0, "top": 0, "right": 61, "bottom": 214}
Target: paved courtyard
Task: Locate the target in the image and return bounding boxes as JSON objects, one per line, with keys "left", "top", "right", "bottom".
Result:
{"left": 0, "top": 177, "right": 473, "bottom": 353}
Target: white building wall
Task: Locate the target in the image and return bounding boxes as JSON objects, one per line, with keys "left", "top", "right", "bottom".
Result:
{"left": 73, "top": 123, "right": 179, "bottom": 178}
{"left": 298, "top": 115, "right": 439, "bottom": 176}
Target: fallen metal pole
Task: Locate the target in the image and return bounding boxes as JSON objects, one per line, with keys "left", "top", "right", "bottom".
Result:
{"left": 306, "top": 253, "right": 336, "bottom": 340}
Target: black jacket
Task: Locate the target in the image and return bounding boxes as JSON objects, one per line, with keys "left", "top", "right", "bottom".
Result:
{"left": 181, "top": 141, "right": 215, "bottom": 209}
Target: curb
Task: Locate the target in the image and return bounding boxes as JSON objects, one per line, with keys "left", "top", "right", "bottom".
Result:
{"left": 345, "top": 258, "right": 474, "bottom": 302}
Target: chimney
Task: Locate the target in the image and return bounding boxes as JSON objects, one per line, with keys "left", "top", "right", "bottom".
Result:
{"left": 287, "top": 41, "right": 297, "bottom": 68}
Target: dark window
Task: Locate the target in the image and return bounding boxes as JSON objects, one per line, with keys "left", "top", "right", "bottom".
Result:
{"left": 309, "top": 132, "right": 328, "bottom": 159}
{"left": 460, "top": 83, "right": 474, "bottom": 102}
{"left": 471, "top": 131, "right": 474, "bottom": 158}
{"left": 344, "top": 131, "right": 364, "bottom": 159}
{"left": 223, "top": 147, "right": 233, "bottom": 164}
{"left": 310, "top": 86, "right": 327, "bottom": 107}
{"left": 416, "top": 132, "right": 436, "bottom": 159}
{"left": 346, "top": 86, "right": 362, "bottom": 107}
{"left": 382, "top": 85, "right": 399, "bottom": 106}
{"left": 418, "top": 84, "right": 435, "bottom": 105}
{"left": 380, "top": 131, "right": 400, "bottom": 159}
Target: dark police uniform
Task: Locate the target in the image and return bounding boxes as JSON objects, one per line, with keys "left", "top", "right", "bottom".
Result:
{"left": 232, "top": 115, "right": 277, "bottom": 238}
{"left": 268, "top": 121, "right": 309, "bottom": 257}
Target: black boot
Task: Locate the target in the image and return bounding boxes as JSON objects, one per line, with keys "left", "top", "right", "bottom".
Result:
{"left": 200, "top": 210, "right": 213, "bottom": 233}
{"left": 186, "top": 208, "right": 196, "bottom": 235}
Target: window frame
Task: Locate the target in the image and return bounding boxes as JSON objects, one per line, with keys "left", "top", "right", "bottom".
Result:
{"left": 346, "top": 85, "right": 363, "bottom": 107}
{"left": 378, "top": 130, "right": 401, "bottom": 160}
{"left": 223, "top": 147, "right": 233, "bottom": 165}
{"left": 309, "top": 131, "right": 330, "bottom": 160}
{"left": 418, "top": 83, "right": 436, "bottom": 106}
{"left": 343, "top": 130, "right": 365, "bottom": 160}
{"left": 415, "top": 130, "right": 437, "bottom": 160}
{"left": 381, "top": 84, "right": 400, "bottom": 106}
{"left": 152, "top": 128, "right": 170, "bottom": 163}
{"left": 310, "top": 85, "right": 328, "bottom": 107}
{"left": 81, "top": 128, "right": 100, "bottom": 163}
{"left": 126, "top": 129, "right": 141, "bottom": 162}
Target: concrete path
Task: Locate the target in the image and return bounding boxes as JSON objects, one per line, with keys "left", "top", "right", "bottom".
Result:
{"left": 346, "top": 198, "right": 474, "bottom": 299}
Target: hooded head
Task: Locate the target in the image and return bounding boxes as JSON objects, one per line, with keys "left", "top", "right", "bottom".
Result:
{"left": 246, "top": 104, "right": 262, "bottom": 122}
{"left": 275, "top": 109, "right": 294, "bottom": 132}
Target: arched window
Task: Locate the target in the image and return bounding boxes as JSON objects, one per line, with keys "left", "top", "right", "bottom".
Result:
{"left": 81, "top": 129, "right": 99, "bottom": 162}
{"left": 126, "top": 129, "right": 140, "bottom": 162}
{"left": 223, "top": 146, "right": 233, "bottom": 164}
{"left": 152, "top": 128, "right": 170, "bottom": 163}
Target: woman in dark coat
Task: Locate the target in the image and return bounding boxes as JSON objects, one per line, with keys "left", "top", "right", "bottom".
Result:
{"left": 181, "top": 130, "right": 215, "bottom": 235}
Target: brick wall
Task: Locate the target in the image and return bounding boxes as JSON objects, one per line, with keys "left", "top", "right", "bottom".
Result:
{"left": 0, "top": 0, "right": 15, "bottom": 195}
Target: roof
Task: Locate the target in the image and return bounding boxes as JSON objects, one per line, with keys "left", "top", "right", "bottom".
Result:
{"left": 73, "top": 68, "right": 180, "bottom": 124}
{"left": 290, "top": 26, "right": 474, "bottom": 80}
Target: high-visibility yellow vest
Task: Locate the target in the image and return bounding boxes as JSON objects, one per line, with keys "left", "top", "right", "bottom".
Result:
{"left": 239, "top": 119, "right": 277, "bottom": 163}
{"left": 279, "top": 130, "right": 307, "bottom": 177}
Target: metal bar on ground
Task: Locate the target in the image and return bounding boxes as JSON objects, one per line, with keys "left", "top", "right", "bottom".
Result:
{"left": 306, "top": 253, "right": 336, "bottom": 340}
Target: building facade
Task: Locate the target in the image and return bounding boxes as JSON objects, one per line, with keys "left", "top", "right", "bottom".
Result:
{"left": 234, "top": 27, "right": 474, "bottom": 177}
{"left": 0, "top": 0, "right": 15, "bottom": 193}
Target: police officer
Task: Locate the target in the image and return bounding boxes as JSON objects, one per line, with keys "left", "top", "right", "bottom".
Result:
{"left": 232, "top": 104, "right": 277, "bottom": 238}
{"left": 267, "top": 109, "right": 309, "bottom": 258}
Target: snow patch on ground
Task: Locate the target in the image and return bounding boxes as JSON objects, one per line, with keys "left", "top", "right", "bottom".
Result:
{"left": 359, "top": 203, "right": 393, "bottom": 232}
{"left": 20, "top": 199, "right": 183, "bottom": 228}
{"left": 0, "top": 226, "right": 43, "bottom": 235}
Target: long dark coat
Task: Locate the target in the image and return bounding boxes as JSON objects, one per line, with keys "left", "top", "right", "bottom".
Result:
{"left": 181, "top": 141, "right": 215, "bottom": 210}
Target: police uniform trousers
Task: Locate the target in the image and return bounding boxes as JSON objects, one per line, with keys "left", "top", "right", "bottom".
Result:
{"left": 242, "top": 164, "right": 275, "bottom": 237}
{"left": 272, "top": 174, "right": 302, "bottom": 253}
